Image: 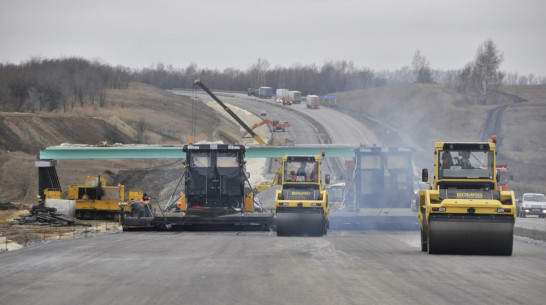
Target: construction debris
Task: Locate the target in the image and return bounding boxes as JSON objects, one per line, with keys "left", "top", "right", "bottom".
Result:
{"left": 0, "top": 202, "right": 18, "bottom": 210}
{"left": 14, "top": 205, "right": 90, "bottom": 227}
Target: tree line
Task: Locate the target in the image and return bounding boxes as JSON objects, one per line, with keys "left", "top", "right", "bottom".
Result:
{"left": 1, "top": 40, "right": 544, "bottom": 113}
{"left": 0, "top": 57, "right": 130, "bottom": 112}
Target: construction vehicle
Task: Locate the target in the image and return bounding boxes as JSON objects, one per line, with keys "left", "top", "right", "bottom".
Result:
{"left": 306, "top": 95, "right": 320, "bottom": 109}
{"left": 418, "top": 136, "right": 516, "bottom": 255}
{"left": 42, "top": 175, "right": 139, "bottom": 219}
{"left": 496, "top": 164, "right": 511, "bottom": 190}
{"left": 326, "top": 182, "right": 345, "bottom": 212}
{"left": 251, "top": 120, "right": 291, "bottom": 132}
{"left": 289, "top": 90, "right": 302, "bottom": 104}
{"left": 195, "top": 79, "right": 266, "bottom": 145}
{"left": 275, "top": 152, "right": 330, "bottom": 236}
{"left": 121, "top": 81, "right": 273, "bottom": 230}
{"left": 329, "top": 145, "right": 417, "bottom": 230}
{"left": 121, "top": 143, "right": 274, "bottom": 230}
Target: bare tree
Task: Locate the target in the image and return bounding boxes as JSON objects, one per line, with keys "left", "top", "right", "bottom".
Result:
{"left": 457, "top": 40, "right": 504, "bottom": 104}
{"left": 8, "top": 70, "right": 31, "bottom": 111}
{"left": 473, "top": 40, "right": 504, "bottom": 104}
{"left": 248, "top": 58, "right": 270, "bottom": 88}
{"left": 412, "top": 50, "right": 434, "bottom": 83}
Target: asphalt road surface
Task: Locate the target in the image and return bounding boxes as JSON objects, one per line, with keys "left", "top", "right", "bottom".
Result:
{"left": 1, "top": 230, "right": 545, "bottom": 305}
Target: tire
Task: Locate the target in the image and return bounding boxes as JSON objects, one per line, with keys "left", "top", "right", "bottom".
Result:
{"left": 427, "top": 230, "right": 438, "bottom": 254}
{"left": 420, "top": 228, "right": 428, "bottom": 252}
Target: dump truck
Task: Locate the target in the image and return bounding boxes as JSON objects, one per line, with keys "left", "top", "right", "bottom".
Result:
{"left": 274, "top": 152, "right": 330, "bottom": 236}
{"left": 120, "top": 143, "right": 274, "bottom": 230}
{"left": 419, "top": 136, "right": 516, "bottom": 255}
{"left": 329, "top": 145, "right": 417, "bottom": 230}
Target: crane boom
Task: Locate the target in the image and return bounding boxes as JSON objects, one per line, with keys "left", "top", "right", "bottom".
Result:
{"left": 194, "top": 79, "right": 267, "bottom": 145}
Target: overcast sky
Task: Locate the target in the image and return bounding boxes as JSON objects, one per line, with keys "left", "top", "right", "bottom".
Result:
{"left": 1, "top": 0, "right": 545, "bottom": 75}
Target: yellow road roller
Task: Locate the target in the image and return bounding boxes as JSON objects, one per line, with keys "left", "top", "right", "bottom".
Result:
{"left": 275, "top": 152, "right": 330, "bottom": 236}
{"left": 419, "top": 136, "right": 515, "bottom": 255}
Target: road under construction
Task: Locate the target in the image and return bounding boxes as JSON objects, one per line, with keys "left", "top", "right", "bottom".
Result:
{"left": 34, "top": 82, "right": 526, "bottom": 244}
{"left": 35, "top": 80, "right": 422, "bottom": 234}
{"left": 4, "top": 85, "right": 546, "bottom": 305}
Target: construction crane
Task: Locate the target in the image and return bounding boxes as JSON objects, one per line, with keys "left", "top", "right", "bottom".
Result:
{"left": 194, "top": 79, "right": 267, "bottom": 145}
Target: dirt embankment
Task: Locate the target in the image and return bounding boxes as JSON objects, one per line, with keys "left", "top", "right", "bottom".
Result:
{"left": 335, "top": 83, "right": 546, "bottom": 195}
{"left": 0, "top": 82, "right": 244, "bottom": 204}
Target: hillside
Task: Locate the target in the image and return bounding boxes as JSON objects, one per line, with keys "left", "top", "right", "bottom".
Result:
{"left": 0, "top": 82, "right": 245, "bottom": 203}
{"left": 334, "top": 84, "right": 546, "bottom": 195}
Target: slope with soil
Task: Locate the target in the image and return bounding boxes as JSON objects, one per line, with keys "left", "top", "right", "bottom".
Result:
{"left": 0, "top": 82, "right": 245, "bottom": 204}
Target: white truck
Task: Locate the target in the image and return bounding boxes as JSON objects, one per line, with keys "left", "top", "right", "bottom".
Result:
{"left": 289, "top": 90, "right": 302, "bottom": 104}
{"left": 276, "top": 88, "right": 290, "bottom": 99}
{"left": 306, "top": 95, "right": 320, "bottom": 109}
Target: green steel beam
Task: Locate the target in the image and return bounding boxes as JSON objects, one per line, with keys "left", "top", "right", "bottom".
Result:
{"left": 39, "top": 146, "right": 185, "bottom": 160}
{"left": 39, "top": 145, "right": 356, "bottom": 160}
{"left": 245, "top": 145, "right": 355, "bottom": 158}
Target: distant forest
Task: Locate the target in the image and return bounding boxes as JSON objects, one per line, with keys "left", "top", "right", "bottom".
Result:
{"left": 1, "top": 40, "right": 544, "bottom": 113}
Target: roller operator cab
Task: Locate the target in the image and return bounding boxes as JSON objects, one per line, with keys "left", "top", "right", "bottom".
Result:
{"left": 275, "top": 153, "right": 330, "bottom": 236}
{"left": 419, "top": 136, "right": 516, "bottom": 255}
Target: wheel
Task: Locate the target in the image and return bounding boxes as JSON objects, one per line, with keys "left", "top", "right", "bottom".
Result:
{"left": 427, "top": 229, "right": 438, "bottom": 254}
{"left": 420, "top": 228, "right": 428, "bottom": 252}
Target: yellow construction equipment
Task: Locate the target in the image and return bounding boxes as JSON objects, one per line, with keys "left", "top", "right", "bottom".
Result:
{"left": 44, "top": 176, "right": 138, "bottom": 219}
{"left": 256, "top": 157, "right": 284, "bottom": 193}
{"left": 419, "top": 136, "right": 516, "bottom": 255}
{"left": 275, "top": 152, "right": 330, "bottom": 236}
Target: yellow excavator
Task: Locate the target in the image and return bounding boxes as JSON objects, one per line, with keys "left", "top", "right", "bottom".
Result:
{"left": 275, "top": 152, "right": 330, "bottom": 236}
{"left": 419, "top": 136, "right": 516, "bottom": 255}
